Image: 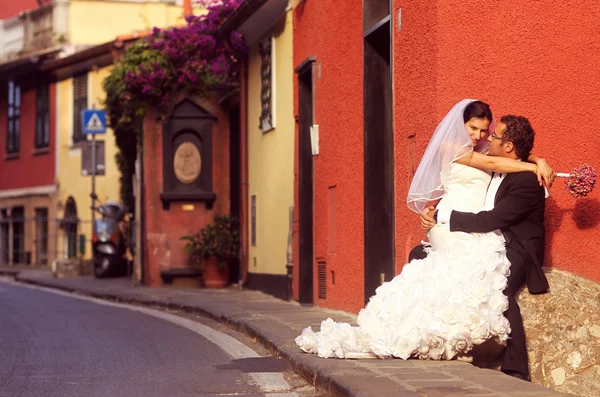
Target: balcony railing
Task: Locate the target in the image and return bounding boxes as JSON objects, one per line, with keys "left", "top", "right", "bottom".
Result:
{"left": 0, "top": 0, "right": 69, "bottom": 62}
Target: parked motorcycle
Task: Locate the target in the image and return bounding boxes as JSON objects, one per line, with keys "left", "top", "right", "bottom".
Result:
{"left": 92, "top": 201, "right": 128, "bottom": 278}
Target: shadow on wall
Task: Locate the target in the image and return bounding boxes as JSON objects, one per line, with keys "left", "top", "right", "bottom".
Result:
{"left": 544, "top": 196, "right": 600, "bottom": 268}
{"left": 572, "top": 198, "right": 600, "bottom": 230}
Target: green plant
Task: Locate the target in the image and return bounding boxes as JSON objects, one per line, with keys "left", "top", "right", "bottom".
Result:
{"left": 181, "top": 214, "right": 240, "bottom": 268}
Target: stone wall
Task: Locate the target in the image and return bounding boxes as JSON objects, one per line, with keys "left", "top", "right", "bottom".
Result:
{"left": 474, "top": 268, "right": 600, "bottom": 396}
{"left": 520, "top": 268, "right": 600, "bottom": 396}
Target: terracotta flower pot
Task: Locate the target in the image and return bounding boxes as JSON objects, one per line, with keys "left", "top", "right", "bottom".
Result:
{"left": 202, "top": 256, "right": 229, "bottom": 289}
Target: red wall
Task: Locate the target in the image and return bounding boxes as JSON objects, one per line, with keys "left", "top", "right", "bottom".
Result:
{"left": 393, "top": 0, "right": 600, "bottom": 287}
{"left": 294, "top": 0, "right": 600, "bottom": 313}
{"left": 293, "top": 0, "right": 365, "bottom": 311}
{"left": 0, "top": 0, "right": 46, "bottom": 19}
{"left": 142, "top": 96, "right": 230, "bottom": 287}
{"left": 0, "top": 84, "right": 56, "bottom": 190}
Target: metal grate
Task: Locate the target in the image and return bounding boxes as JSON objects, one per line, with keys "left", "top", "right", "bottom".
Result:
{"left": 318, "top": 261, "right": 327, "bottom": 299}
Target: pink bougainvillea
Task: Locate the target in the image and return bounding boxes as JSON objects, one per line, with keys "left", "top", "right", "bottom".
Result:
{"left": 119, "top": 0, "right": 246, "bottom": 114}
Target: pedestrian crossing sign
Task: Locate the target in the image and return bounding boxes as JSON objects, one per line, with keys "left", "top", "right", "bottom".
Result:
{"left": 82, "top": 109, "right": 107, "bottom": 134}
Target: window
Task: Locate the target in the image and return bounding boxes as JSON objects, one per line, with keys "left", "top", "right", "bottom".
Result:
{"left": 72, "top": 74, "right": 88, "bottom": 143}
{"left": 6, "top": 81, "right": 21, "bottom": 154}
{"left": 36, "top": 85, "right": 50, "bottom": 148}
{"left": 259, "top": 36, "right": 274, "bottom": 132}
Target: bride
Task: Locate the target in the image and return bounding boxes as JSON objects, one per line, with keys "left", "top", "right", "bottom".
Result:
{"left": 295, "top": 99, "right": 553, "bottom": 361}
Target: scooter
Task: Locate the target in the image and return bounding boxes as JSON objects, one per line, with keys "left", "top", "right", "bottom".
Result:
{"left": 92, "top": 201, "right": 128, "bottom": 278}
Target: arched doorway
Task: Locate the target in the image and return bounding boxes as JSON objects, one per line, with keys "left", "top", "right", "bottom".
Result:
{"left": 62, "top": 197, "right": 79, "bottom": 259}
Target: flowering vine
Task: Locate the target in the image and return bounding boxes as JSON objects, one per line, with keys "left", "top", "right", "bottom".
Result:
{"left": 102, "top": 0, "right": 246, "bottom": 210}
{"left": 108, "top": 0, "right": 245, "bottom": 121}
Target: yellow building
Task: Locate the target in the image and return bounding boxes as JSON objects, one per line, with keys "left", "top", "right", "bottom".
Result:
{"left": 49, "top": 54, "right": 118, "bottom": 259}
{"left": 68, "top": 0, "right": 193, "bottom": 45}
{"left": 46, "top": 1, "right": 195, "bottom": 260}
{"left": 225, "top": 1, "right": 296, "bottom": 299}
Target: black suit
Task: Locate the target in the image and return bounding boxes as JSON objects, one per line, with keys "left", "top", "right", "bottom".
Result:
{"left": 449, "top": 171, "right": 548, "bottom": 377}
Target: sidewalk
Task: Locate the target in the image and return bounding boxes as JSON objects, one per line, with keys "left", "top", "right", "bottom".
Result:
{"left": 6, "top": 269, "right": 574, "bottom": 397}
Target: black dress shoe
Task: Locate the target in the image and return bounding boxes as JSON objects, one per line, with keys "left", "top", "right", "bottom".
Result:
{"left": 503, "top": 370, "right": 531, "bottom": 382}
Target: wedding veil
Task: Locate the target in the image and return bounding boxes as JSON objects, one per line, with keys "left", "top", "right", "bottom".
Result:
{"left": 406, "top": 99, "right": 492, "bottom": 214}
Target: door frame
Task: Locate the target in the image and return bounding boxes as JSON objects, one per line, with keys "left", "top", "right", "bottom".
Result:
{"left": 362, "top": 1, "right": 395, "bottom": 303}
{"left": 295, "top": 56, "right": 316, "bottom": 304}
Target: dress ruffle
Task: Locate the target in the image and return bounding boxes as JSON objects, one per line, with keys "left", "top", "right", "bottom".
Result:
{"left": 295, "top": 232, "right": 511, "bottom": 360}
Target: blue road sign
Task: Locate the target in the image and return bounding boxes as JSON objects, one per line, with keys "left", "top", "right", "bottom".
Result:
{"left": 82, "top": 109, "right": 107, "bottom": 134}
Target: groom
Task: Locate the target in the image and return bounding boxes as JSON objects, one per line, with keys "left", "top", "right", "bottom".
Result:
{"left": 416, "top": 115, "right": 550, "bottom": 381}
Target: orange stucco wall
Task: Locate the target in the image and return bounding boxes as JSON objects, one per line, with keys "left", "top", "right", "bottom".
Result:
{"left": 393, "top": 0, "right": 600, "bottom": 287}
{"left": 294, "top": 0, "right": 600, "bottom": 313}
{"left": 293, "top": 0, "right": 366, "bottom": 311}
{"left": 142, "top": 96, "right": 230, "bottom": 287}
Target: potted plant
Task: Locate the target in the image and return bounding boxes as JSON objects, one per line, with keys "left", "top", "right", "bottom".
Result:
{"left": 180, "top": 214, "right": 239, "bottom": 288}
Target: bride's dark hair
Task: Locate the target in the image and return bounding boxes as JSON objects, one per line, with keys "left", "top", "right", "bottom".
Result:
{"left": 463, "top": 101, "right": 493, "bottom": 123}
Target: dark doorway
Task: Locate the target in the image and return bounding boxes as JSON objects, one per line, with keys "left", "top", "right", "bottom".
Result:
{"left": 1, "top": 209, "right": 8, "bottom": 265}
{"left": 296, "top": 58, "right": 316, "bottom": 304}
{"left": 229, "top": 102, "right": 241, "bottom": 284}
{"left": 363, "top": 5, "right": 395, "bottom": 303}
{"left": 12, "top": 207, "right": 25, "bottom": 264}
{"left": 35, "top": 208, "right": 49, "bottom": 265}
{"left": 63, "top": 197, "right": 78, "bottom": 259}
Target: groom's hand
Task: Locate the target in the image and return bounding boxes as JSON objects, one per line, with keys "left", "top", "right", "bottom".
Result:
{"left": 420, "top": 206, "right": 436, "bottom": 230}
{"left": 535, "top": 158, "right": 556, "bottom": 188}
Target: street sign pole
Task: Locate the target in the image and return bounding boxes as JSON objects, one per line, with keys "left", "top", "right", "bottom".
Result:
{"left": 91, "top": 132, "right": 97, "bottom": 255}
{"left": 81, "top": 107, "right": 107, "bottom": 267}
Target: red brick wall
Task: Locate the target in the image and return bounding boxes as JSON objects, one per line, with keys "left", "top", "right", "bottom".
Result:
{"left": 0, "top": 84, "right": 56, "bottom": 190}
{"left": 293, "top": 0, "right": 365, "bottom": 311}
{"left": 142, "top": 96, "right": 230, "bottom": 286}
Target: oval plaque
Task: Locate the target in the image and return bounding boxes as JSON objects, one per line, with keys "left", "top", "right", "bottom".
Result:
{"left": 173, "top": 142, "right": 202, "bottom": 184}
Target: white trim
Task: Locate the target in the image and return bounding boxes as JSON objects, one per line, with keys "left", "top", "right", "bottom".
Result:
{"left": 0, "top": 185, "right": 57, "bottom": 200}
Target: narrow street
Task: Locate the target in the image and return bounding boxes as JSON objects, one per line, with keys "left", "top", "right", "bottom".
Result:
{"left": 0, "top": 278, "right": 320, "bottom": 397}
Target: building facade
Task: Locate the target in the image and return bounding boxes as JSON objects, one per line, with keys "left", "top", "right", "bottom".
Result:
{"left": 0, "top": 0, "right": 189, "bottom": 267}
{"left": 217, "top": 0, "right": 296, "bottom": 299}
{"left": 0, "top": 69, "right": 58, "bottom": 266}
{"left": 244, "top": 4, "right": 295, "bottom": 299}
{"left": 291, "top": 0, "right": 600, "bottom": 313}
{"left": 292, "top": 0, "right": 367, "bottom": 310}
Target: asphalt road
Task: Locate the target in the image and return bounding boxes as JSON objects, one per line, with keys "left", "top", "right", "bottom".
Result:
{"left": 0, "top": 279, "right": 317, "bottom": 397}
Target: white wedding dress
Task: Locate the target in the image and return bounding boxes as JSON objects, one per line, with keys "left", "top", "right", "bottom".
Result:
{"left": 295, "top": 163, "right": 512, "bottom": 360}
